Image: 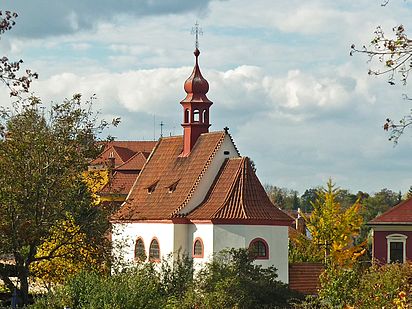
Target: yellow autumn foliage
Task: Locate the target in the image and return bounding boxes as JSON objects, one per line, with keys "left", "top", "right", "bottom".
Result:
{"left": 82, "top": 169, "right": 110, "bottom": 204}
{"left": 30, "top": 213, "right": 99, "bottom": 285}
{"left": 302, "top": 179, "right": 366, "bottom": 267}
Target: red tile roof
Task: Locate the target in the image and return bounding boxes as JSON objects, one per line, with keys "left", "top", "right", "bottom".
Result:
{"left": 369, "top": 198, "right": 412, "bottom": 224}
{"left": 104, "top": 141, "right": 157, "bottom": 153}
{"left": 111, "top": 134, "right": 292, "bottom": 226}
{"left": 111, "top": 132, "right": 226, "bottom": 221}
{"left": 116, "top": 152, "right": 150, "bottom": 171}
{"left": 91, "top": 141, "right": 156, "bottom": 166}
{"left": 101, "top": 171, "right": 138, "bottom": 195}
{"left": 187, "top": 157, "right": 292, "bottom": 223}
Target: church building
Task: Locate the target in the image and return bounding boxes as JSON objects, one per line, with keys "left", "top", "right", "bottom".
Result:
{"left": 110, "top": 46, "right": 293, "bottom": 283}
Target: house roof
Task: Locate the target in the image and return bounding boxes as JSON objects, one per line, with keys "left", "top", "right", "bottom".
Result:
{"left": 187, "top": 157, "right": 292, "bottom": 223}
{"left": 116, "top": 152, "right": 151, "bottom": 171}
{"left": 91, "top": 141, "right": 156, "bottom": 166}
{"left": 111, "top": 133, "right": 292, "bottom": 225}
{"left": 111, "top": 131, "right": 226, "bottom": 221}
{"left": 100, "top": 171, "right": 138, "bottom": 195}
{"left": 369, "top": 198, "right": 412, "bottom": 225}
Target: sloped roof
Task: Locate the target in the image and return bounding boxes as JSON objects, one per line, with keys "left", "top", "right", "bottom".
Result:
{"left": 369, "top": 198, "right": 412, "bottom": 224}
{"left": 187, "top": 157, "right": 292, "bottom": 223}
{"left": 100, "top": 171, "right": 138, "bottom": 195}
{"left": 116, "top": 152, "right": 150, "bottom": 171}
{"left": 111, "top": 131, "right": 226, "bottom": 221}
{"left": 104, "top": 141, "right": 156, "bottom": 154}
{"left": 91, "top": 141, "right": 156, "bottom": 166}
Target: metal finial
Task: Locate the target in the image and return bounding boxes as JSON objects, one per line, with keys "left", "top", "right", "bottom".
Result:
{"left": 191, "top": 21, "right": 203, "bottom": 49}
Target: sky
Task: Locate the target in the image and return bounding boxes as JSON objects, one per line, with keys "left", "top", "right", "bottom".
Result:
{"left": 1, "top": 0, "right": 412, "bottom": 195}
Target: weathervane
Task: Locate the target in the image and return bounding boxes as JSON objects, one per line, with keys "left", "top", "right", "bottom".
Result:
{"left": 191, "top": 21, "right": 203, "bottom": 49}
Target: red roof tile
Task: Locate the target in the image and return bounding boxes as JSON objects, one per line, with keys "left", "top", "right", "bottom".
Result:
{"left": 101, "top": 171, "right": 138, "bottom": 195}
{"left": 90, "top": 141, "right": 156, "bottom": 166}
{"left": 111, "top": 132, "right": 226, "bottom": 221}
{"left": 369, "top": 198, "right": 412, "bottom": 224}
{"left": 104, "top": 141, "right": 157, "bottom": 153}
{"left": 116, "top": 152, "right": 149, "bottom": 171}
{"left": 187, "top": 157, "right": 292, "bottom": 223}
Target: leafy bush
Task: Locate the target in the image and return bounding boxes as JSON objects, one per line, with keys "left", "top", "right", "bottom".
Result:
{"left": 295, "top": 262, "right": 412, "bottom": 309}
{"left": 30, "top": 249, "right": 300, "bottom": 309}
{"left": 194, "top": 248, "right": 301, "bottom": 309}
{"left": 31, "top": 265, "right": 165, "bottom": 309}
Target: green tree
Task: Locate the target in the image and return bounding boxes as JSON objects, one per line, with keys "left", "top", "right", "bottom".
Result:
{"left": 0, "top": 95, "right": 111, "bottom": 305}
{"left": 195, "top": 248, "right": 300, "bottom": 308}
{"left": 265, "top": 184, "right": 301, "bottom": 211}
{"left": 300, "top": 188, "right": 319, "bottom": 213}
{"left": 0, "top": 11, "right": 37, "bottom": 96}
{"left": 302, "top": 179, "right": 366, "bottom": 267}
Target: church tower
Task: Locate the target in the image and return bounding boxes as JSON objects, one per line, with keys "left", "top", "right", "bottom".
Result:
{"left": 180, "top": 47, "right": 213, "bottom": 156}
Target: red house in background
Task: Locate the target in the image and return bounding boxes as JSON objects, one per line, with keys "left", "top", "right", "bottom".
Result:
{"left": 369, "top": 198, "right": 412, "bottom": 264}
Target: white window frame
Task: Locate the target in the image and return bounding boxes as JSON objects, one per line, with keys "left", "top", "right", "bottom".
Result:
{"left": 386, "top": 233, "right": 407, "bottom": 263}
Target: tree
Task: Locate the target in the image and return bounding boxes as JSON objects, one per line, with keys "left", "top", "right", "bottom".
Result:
{"left": 0, "top": 95, "right": 111, "bottom": 305}
{"left": 194, "top": 249, "right": 299, "bottom": 308}
{"left": 406, "top": 185, "right": 412, "bottom": 199}
{"left": 300, "top": 187, "right": 320, "bottom": 213}
{"left": 302, "top": 179, "right": 366, "bottom": 267}
{"left": 0, "top": 11, "right": 38, "bottom": 96}
{"left": 265, "top": 184, "right": 301, "bottom": 211}
{"left": 350, "top": 4, "right": 412, "bottom": 142}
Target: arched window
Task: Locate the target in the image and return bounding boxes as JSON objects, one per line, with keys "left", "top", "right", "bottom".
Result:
{"left": 193, "top": 238, "right": 204, "bottom": 258}
{"left": 149, "top": 238, "right": 160, "bottom": 261}
{"left": 184, "top": 109, "right": 190, "bottom": 123}
{"left": 193, "top": 109, "right": 200, "bottom": 122}
{"left": 134, "top": 238, "right": 146, "bottom": 261}
{"left": 249, "top": 238, "right": 269, "bottom": 260}
{"left": 202, "top": 109, "right": 208, "bottom": 123}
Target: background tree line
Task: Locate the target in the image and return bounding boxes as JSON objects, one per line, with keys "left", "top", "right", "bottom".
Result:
{"left": 265, "top": 183, "right": 404, "bottom": 219}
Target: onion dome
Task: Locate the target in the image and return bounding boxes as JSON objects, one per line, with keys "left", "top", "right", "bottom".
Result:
{"left": 182, "top": 48, "right": 210, "bottom": 102}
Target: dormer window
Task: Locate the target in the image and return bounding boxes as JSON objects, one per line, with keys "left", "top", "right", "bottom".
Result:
{"left": 167, "top": 179, "right": 180, "bottom": 193}
{"left": 146, "top": 180, "right": 159, "bottom": 194}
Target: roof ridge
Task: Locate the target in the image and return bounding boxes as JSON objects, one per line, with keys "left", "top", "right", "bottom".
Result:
{"left": 210, "top": 158, "right": 244, "bottom": 218}
{"left": 369, "top": 198, "right": 411, "bottom": 223}
{"left": 115, "top": 151, "right": 145, "bottom": 169}
{"left": 239, "top": 157, "right": 249, "bottom": 217}
{"left": 172, "top": 131, "right": 226, "bottom": 216}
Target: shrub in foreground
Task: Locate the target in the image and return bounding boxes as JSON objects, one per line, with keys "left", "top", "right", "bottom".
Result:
{"left": 30, "top": 249, "right": 300, "bottom": 309}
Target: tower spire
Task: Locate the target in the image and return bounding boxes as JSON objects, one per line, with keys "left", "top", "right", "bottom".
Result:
{"left": 180, "top": 23, "right": 213, "bottom": 157}
{"left": 191, "top": 21, "right": 203, "bottom": 49}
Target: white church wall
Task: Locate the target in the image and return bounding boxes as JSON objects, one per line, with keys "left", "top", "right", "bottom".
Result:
{"left": 178, "top": 134, "right": 239, "bottom": 215}
{"left": 189, "top": 223, "right": 214, "bottom": 269}
{"left": 213, "top": 224, "right": 289, "bottom": 283}
{"left": 112, "top": 222, "right": 175, "bottom": 265}
{"left": 173, "top": 223, "right": 188, "bottom": 254}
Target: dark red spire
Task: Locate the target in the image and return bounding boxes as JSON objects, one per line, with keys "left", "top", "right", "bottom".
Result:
{"left": 180, "top": 48, "right": 213, "bottom": 156}
{"left": 182, "top": 48, "right": 210, "bottom": 103}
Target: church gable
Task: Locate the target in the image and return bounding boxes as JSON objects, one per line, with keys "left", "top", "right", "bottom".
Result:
{"left": 111, "top": 131, "right": 228, "bottom": 221}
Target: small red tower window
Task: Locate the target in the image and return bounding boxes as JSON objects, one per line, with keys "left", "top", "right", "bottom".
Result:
{"left": 249, "top": 238, "right": 269, "bottom": 260}
{"left": 193, "top": 238, "right": 204, "bottom": 258}
{"left": 184, "top": 109, "right": 190, "bottom": 123}
{"left": 202, "top": 109, "right": 208, "bottom": 123}
{"left": 193, "top": 109, "right": 200, "bottom": 122}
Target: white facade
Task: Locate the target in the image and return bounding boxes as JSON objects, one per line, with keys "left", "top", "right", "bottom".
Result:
{"left": 112, "top": 221, "right": 289, "bottom": 283}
